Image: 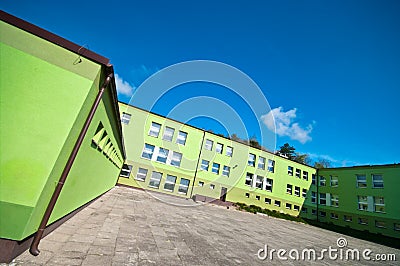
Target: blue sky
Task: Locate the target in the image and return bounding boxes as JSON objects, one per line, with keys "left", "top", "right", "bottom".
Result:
{"left": 2, "top": 1, "right": 400, "bottom": 166}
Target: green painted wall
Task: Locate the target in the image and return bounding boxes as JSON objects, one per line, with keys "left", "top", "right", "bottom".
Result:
{"left": 117, "top": 103, "right": 203, "bottom": 197}
{"left": 0, "top": 21, "right": 124, "bottom": 240}
{"left": 300, "top": 165, "right": 400, "bottom": 238}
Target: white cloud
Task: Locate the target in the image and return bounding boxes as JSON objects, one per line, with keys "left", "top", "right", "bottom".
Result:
{"left": 115, "top": 74, "right": 136, "bottom": 97}
{"left": 261, "top": 107, "right": 313, "bottom": 144}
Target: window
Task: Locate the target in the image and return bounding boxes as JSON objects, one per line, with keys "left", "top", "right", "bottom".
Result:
{"left": 226, "top": 146, "right": 233, "bottom": 157}
{"left": 171, "top": 152, "right": 182, "bottom": 167}
{"left": 294, "top": 186, "right": 300, "bottom": 197}
{"left": 245, "top": 193, "right": 250, "bottom": 198}
{"left": 303, "top": 171, "right": 308, "bottom": 180}
{"left": 375, "top": 220, "right": 386, "bottom": 229}
{"left": 301, "top": 207, "right": 308, "bottom": 213}
{"left": 121, "top": 113, "right": 131, "bottom": 124}
{"left": 265, "top": 178, "right": 273, "bottom": 192}
{"left": 245, "top": 173, "right": 253, "bottom": 186}
{"left": 177, "top": 131, "right": 188, "bottom": 145}
{"left": 311, "top": 191, "right": 316, "bottom": 204}
{"left": 135, "top": 168, "right": 148, "bottom": 181}
{"left": 330, "top": 213, "right": 339, "bottom": 220}
{"left": 198, "top": 181, "right": 204, "bottom": 187}
{"left": 216, "top": 143, "right": 223, "bottom": 154}
{"left": 212, "top": 163, "right": 220, "bottom": 174}
{"left": 141, "top": 144, "right": 155, "bottom": 159}
{"left": 162, "top": 126, "right": 175, "bottom": 142}
{"left": 164, "top": 175, "right": 177, "bottom": 192}
{"left": 265, "top": 198, "right": 271, "bottom": 204}
{"left": 312, "top": 174, "right": 316, "bottom": 185}
{"left": 295, "top": 169, "right": 301, "bottom": 178}
{"left": 255, "top": 175, "right": 263, "bottom": 189}
{"left": 256, "top": 195, "right": 260, "bottom": 201}
{"left": 274, "top": 200, "right": 281, "bottom": 207}
{"left": 372, "top": 174, "right": 384, "bottom": 188}
{"left": 286, "top": 203, "right": 292, "bottom": 209}
{"left": 286, "top": 184, "right": 293, "bottom": 195}
{"left": 319, "top": 193, "right": 326, "bottom": 205}
{"left": 331, "top": 194, "right": 339, "bottom": 207}
{"left": 149, "top": 122, "right": 161, "bottom": 137}
{"left": 344, "top": 215, "right": 352, "bottom": 222}
{"left": 258, "top": 157, "right": 266, "bottom": 170}
{"left": 156, "top": 148, "right": 169, "bottom": 163}
{"left": 248, "top": 153, "right": 256, "bottom": 167}
{"left": 205, "top": 139, "right": 213, "bottom": 150}
{"left": 374, "top": 196, "right": 385, "bottom": 213}
{"left": 178, "top": 178, "right": 190, "bottom": 194}
{"left": 293, "top": 205, "right": 300, "bottom": 211}
{"left": 358, "top": 196, "right": 368, "bottom": 211}
{"left": 356, "top": 174, "right": 367, "bottom": 188}
{"left": 148, "top": 171, "right": 162, "bottom": 188}
{"left": 358, "top": 218, "right": 368, "bottom": 225}
{"left": 312, "top": 209, "right": 317, "bottom": 215}
{"left": 288, "top": 166, "right": 293, "bottom": 176}
{"left": 200, "top": 160, "right": 209, "bottom": 171}
{"left": 210, "top": 184, "right": 215, "bottom": 190}
{"left": 330, "top": 176, "right": 338, "bottom": 187}
{"left": 319, "top": 176, "right": 326, "bottom": 186}
{"left": 222, "top": 165, "right": 230, "bottom": 177}
{"left": 120, "top": 164, "right": 132, "bottom": 178}
{"left": 267, "top": 159, "right": 275, "bottom": 172}
{"left": 302, "top": 188, "right": 307, "bottom": 198}
{"left": 320, "top": 211, "right": 326, "bottom": 217}
{"left": 394, "top": 223, "right": 400, "bottom": 231}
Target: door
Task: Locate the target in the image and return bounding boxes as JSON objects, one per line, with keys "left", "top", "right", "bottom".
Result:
{"left": 220, "top": 187, "right": 227, "bottom": 202}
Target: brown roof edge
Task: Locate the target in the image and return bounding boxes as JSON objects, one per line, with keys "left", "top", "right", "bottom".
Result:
{"left": 0, "top": 10, "right": 110, "bottom": 66}
{"left": 106, "top": 65, "right": 127, "bottom": 160}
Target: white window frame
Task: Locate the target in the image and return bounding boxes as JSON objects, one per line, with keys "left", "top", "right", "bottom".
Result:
{"left": 135, "top": 168, "right": 148, "bottom": 182}
{"left": 356, "top": 174, "right": 367, "bottom": 188}
{"left": 222, "top": 165, "right": 230, "bottom": 177}
{"left": 163, "top": 175, "right": 177, "bottom": 192}
{"left": 286, "top": 203, "right": 292, "bottom": 209}
{"left": 255, "top": 175, "right": 263, "bottom": 189}
{"left": 245, "top": 173, "right": 253, "bottom": 186}
{"left": 372, "top": 174, "right": 384, "bottom": 188}
{"left": 319, "top": 176, "right": 326, "bottom": 186}
{"left": 149, "top": 122, "right": 161, "bottom": 137}
{"left": 288, "top": 166, "right": 293, "bottom": 176}
{"left": 265, "top": 198, "right": 271, "bottom": 204}
{"left": 331, "top": 194, "right": 339, "bottom": 207}
{"left": 302, "top": 188, "right": 307, "bottom": 198}
{"left": 286, "top": 184, "right": 293, "bottom": 194}
{"left": 258, "top": 156, "right": 266, "bottom": 170}
{"left": 295, "top": 169, "right": 301, "bottom": 178}
{"left": 267, "top": 159, "right": 275, "bottom": 172}
{"left": 358, "top": 195, "right": 368, "bottom": 211}
{"left": 171, "top": 151, "right": 182, "bottom": 167}
{"left": 319, "top": 193, "right": 326, "bottom": 205}
{"left": 121, "top": 113, "right": 131, "bottom": 125}
{"left": 311, "top": 191, "right": 316, "bottom": 204}
{"left": 226, "top": 146, "right": 233, "bottom": 157}
{"left": 162, "top": 126, "right": 175, "bottom": 142}
{"left": 205, "top": 139, "right": 213, "bottom": 150}
{"left": 120, "top": 164, "right": 132, "bottom": 178}
{"left": 156, "top": 148, "right": 169, "bottom": 164}
{"left": 148, "top": 171, "right": 162, "bottom": 189}
{"left": 200, "top": 159, "right": 209, "bottom": 171}
{"left": 212, "top": 162, "right": 220, "bottom": 174}
{"left": 294, "top": 186, "right": 300, "bottom": 197}
{"left": 248, "top": 153, "right": 256, "bottom": 167}
{"left": 216, "top": 143, "right": 223, "bottom": 154}
{"left": 265, "top": 178, "right": 273, "bottom": 192}
{"left": 178, "top": 178, "right": 190, "bottom": 194}
{"left": 141, "top": 143, "right": 155, "bottom": 160}
{"left": 303, "top": 171, "right": 308, "bottom": 180}
{"left": 330, "top": 176, "right": 338, "bottom": 187}
{"left": 374, "top": 196, "right": 385, "bottom": 213}
{"left": 177, "top": 131, "right": 188, "bottom": 145}
{"left": 274, "top": 200, "right": 281, "bottom": 207}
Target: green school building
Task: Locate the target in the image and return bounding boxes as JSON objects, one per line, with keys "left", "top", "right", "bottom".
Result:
{"left": 0, "top": 11, "right": 125, "bottom": 262}
{"left": 1, "top": 9, "right": 399, "bottom": 263}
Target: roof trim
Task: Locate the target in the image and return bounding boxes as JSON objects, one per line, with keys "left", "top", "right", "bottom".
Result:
{"left": 0, "top": 10, "right": 110, "bottom": 66}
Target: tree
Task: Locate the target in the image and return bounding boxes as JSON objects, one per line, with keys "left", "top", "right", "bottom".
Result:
{"left": 293, "top": 153, "right": 312, "bottom": 165}
{"left": 278, "top": 143, "right": 296, "bottom": 160}
{"left": 314, "top": 159, "right": 332, "bottom": 169}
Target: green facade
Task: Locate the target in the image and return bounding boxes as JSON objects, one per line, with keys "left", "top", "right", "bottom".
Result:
{"left": 0, "top": 18, "right": 124, "bottom": 241}
{"left": 300, "top": 165, "right": 400, "bottom": 238}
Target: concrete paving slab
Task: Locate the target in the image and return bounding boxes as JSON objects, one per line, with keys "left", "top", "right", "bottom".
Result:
{"left": 2, "top": 186, "right": 399, "bottom": 265}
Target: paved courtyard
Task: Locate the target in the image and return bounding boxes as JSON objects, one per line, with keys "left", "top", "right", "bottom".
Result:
{"left": 6, "top": 186, "right": 399, "bottom": 265}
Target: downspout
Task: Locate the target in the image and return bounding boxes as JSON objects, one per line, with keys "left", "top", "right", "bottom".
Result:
{"left": 189, "top": 131, "right": 206, "bottom": 199}
{"left": 29, "top": 73, "right": 113, "bottom": 256}
{"left": 316, "top": 168, "right": 319, "bottom": 223}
